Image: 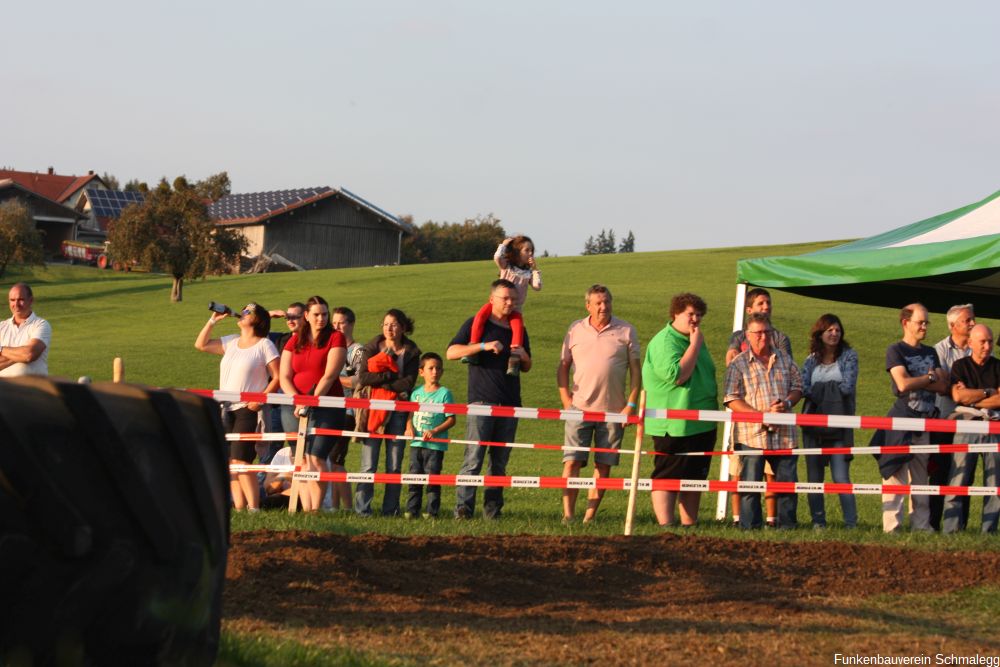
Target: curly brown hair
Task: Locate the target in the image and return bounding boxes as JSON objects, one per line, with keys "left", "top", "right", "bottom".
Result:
{"left": 669, "top": 292, "right": 707, "bottom": 318}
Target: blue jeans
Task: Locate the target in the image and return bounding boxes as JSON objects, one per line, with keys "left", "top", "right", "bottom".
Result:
{"left": 455, "top": 412, "right": 518, "bottom": 519}
{"left": 804, "top": 433, "right": 857, "bottom": 527}
{"left": 406, "top": 447, "right": 445, "bottom": 516}
{"left": 354, "top": 411, "right": 408, "bottom": 516}
{"left": 737, "top": 443, "right": 798, "bottom": 529}
{"left": 942, "top": 432, "right": 1000, "bottom": 533}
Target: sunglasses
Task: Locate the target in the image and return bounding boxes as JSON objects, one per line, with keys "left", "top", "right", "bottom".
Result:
{"left": 241, "top": 303, "right": 258, "bottom": 317}
{"left": 286, "top": 314, "right": 303, "bottom": 321}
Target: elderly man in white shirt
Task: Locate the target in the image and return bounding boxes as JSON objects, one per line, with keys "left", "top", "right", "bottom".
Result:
{"left": 0, "top": 282, "right": 51, "bottom": 377}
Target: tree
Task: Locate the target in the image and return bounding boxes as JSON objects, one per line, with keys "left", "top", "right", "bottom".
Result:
{"left": 602, "top": 230, "right": 617, "bottom": 254}
{"left": 401, "top": 214, "right": 506, "bottom": 264}
{"left": 582, "top": 228, "right": 635, "bottom": 255}
{"left": 101, "top": 172, "right": 121, "bottom": 190}
{"left": 193, "top": 171, "right": 231, "bottom": 201}
{"left": 124, "top": 179, "right": 148, "bottom": 193}
{"left": 107, "top": 177, "right": 247, "bottom": 302}
{"left": 618, "top": 230, "right": 635, "bottom": 253}
{"left": 0, "top": 200, "right": 43, "bottom": 279}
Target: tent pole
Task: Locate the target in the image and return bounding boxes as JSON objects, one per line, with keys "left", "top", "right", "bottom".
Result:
{"left": 715, "top": 282, "right": 747, "bottom": 521}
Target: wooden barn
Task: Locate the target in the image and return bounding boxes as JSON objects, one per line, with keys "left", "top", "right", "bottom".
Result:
{"left": 209, "top": 187, "right": 412, "bottom": 270}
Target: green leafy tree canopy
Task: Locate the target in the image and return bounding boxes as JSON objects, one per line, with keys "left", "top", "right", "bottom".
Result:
{"left": 402, "top": 214, "right": 506, "bottom": 264}
{"left": 107, "top": 177, "right": 247, "bottom": 302}
{"left": 0, "top": 200, "right": 44, "bottom": 279}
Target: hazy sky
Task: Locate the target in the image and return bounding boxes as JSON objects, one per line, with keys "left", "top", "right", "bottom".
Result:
{"left": 4, "top": 1, "right": 999, "bottom": 256}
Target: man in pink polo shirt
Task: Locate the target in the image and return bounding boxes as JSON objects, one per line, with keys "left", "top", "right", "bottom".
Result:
{"left": 557, "top": 284, "right": 641, "bottom": 523}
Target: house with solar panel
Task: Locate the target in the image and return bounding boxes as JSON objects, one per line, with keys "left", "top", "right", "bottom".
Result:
{"left": 208, "top": 187, "right": 413, "bottom": 270}
{"left": 80, "top": 188, "right": 146, "bottom": 240}
{"left": 0, "top": 167, "right": 105, "bottom": 256}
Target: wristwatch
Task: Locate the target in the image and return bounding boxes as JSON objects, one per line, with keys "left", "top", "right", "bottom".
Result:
{"left": 927, "top": 372, "right": 937, "bottom": 383}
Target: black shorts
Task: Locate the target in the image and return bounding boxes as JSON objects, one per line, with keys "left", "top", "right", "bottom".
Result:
{"left": 223, "top": 407, "right": 259, "bottom": 463}
{"left": 651, "top": 428, "right": 717, "bottom": 480}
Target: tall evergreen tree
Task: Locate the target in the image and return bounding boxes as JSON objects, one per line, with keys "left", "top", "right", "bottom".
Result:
{"left": 618, "top": 230, "right": 635, "bottom": 253}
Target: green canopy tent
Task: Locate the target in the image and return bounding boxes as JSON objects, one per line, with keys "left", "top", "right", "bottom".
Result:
{"left": 736, "top": 188, "right": 1000, "bottom": 317}
{"left": 715, "top": 188, "right": 1000, "bottom": 521}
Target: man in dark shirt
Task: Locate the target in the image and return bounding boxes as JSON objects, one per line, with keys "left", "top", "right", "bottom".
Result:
{"left": 877, "top": 303, "right": 949, "bottom": 532}
{"left": 447, "top": 279, "right": 532, "bottom": 519}
{"left": 943, "top": 324, "right": 1000, "bottom": 533}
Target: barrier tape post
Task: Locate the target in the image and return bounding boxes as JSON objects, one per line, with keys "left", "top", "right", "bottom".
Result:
{"left": 287, "top": 411, "right": 310, "bottom": 514}
{"left": 623, "top": 390, "right": 646, "bottom": 536}
{"left": 113, "top": 357, "right": 124, "bottom": 384}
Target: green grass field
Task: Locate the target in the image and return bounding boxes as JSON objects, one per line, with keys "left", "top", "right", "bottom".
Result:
{"left": 8, "top": 246, "right": 1000, "bottom": 664}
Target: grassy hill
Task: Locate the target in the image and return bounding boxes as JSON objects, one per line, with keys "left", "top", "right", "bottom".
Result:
{"left": 6, "top": 240, "right": 993, "bottom": 533}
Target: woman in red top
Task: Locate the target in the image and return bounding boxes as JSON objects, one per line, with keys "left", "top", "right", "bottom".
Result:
{"left": 278, "top": 295, "right": 347, "bottom": 511}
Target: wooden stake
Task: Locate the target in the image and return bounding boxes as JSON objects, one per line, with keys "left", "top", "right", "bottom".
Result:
{"left": 287, "top": 411, "right": 310, "bottom": 514}
{"left": 113, "top": 357, "right": 124, "bottom": 383}
{"left": 623, "top": 390, "right": 647, "bottom": 536}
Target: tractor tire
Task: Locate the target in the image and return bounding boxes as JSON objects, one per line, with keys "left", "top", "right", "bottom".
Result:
{"left": 0, "top": 377, "right": 229, "bottom": 666}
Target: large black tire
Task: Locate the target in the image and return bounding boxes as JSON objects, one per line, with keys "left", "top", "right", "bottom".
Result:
{"left": 0, "top": 377, "right": 229, "bottom": 666}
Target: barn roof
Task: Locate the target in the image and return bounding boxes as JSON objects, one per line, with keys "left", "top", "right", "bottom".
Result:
{"left": 208, "top": 186, "right": 412, "bottom": 232}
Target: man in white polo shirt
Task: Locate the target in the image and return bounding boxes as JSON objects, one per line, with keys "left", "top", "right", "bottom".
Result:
{"left": 0, "top": 282, "right": 51, "bottom": 377}
{"left": 557, "top": 284, "right": 641, "bottom": 523}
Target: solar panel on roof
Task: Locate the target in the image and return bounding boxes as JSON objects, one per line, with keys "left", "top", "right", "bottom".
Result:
{"left": 208, "top": 187, "right": 333, "bottom": 221}
{"left": 86, "top": 188, "right": 144, "bottom": 218}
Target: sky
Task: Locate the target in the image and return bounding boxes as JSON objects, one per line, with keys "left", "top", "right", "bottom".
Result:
{"left": 3, "top": 1, "right": 999, "bottom": 257}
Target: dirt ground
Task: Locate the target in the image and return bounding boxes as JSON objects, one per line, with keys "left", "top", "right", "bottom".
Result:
{"left": 224, "top": 531, "right": 1000, "bottom": 665}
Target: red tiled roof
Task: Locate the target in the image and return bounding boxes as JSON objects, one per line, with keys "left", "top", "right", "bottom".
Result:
{"left": 0, "top": 169, "right": 103, "bottom": 203}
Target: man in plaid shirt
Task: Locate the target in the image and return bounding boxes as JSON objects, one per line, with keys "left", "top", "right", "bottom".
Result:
{"left": 724, "top": 312, "right": 803, "bottom": 529}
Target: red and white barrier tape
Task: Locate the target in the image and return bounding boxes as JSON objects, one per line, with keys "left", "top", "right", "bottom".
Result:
{"left": 226, "top": 464, "right": 1000, "bottom": 497}
{"left": 675, "top": 443, "right": 1000, "bottom": 456}
{"left": 190, "top": 389, "right": 632, "bottom": 424}
{"left": 229, "top": 464, "right": 298, "bottom": 473}
{"left": 224, "top": 427, "right": 631, "bottom": 457}
{"left": 289, "top": 471, "right": 1000, "bottom": 496}
{"left": 223, "top": 428, "right": 1000, "bottom": 459}
{"left": 191, "top": 388, "right": 1000, "bottom": 434}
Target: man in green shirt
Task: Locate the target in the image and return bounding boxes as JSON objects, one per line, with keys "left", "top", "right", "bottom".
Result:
{"left": 643, "top": 293, "right": 718, "bottom": 527}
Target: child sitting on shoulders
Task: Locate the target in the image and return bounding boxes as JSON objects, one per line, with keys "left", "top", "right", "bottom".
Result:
{"left": 466, "top": 235, "right": 541, "bottom": 375}
{"left": 404, "top": 352, "right": 456, "bottom": 519}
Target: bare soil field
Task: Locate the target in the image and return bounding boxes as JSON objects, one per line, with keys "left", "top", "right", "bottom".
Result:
{"left": 225, "top": 531, "right": 1000, "bottom": 665}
